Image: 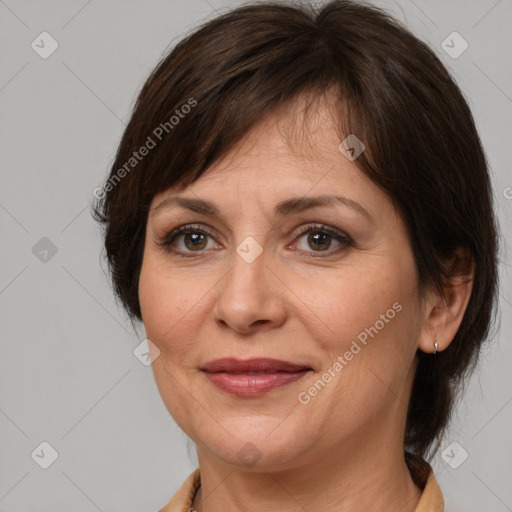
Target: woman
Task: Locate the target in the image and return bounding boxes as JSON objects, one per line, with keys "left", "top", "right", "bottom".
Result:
{"left": 92, "top": 1, "right": 498, "bottom": 510}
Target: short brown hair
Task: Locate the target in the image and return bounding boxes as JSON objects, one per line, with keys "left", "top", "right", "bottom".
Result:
{"left": 92, "top": 0, "right": 499, "bottom": 460}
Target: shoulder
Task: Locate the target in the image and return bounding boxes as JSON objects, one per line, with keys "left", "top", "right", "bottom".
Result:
{"left": 408, "top": 455, "right": 444, "bottom": 512}
{"left": 158, "top": 468, "right": 200, "bottom": 512}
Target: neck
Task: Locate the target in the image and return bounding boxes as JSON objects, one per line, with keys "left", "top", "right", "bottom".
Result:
{"left": 192, "top": 432, "right": 422, "bottom": 512}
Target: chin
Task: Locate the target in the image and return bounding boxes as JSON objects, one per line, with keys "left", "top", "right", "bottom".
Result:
{"left": 193, "top": 418, "right": 312, "bottom": 471}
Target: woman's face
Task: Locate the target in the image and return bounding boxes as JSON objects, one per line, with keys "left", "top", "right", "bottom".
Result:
{"left": 139, "top": 98, "right": 428, "bottom": 471}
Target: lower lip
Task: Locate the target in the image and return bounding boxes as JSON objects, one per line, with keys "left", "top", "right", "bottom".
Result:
{"left": 203, "top": 371, "right": 309, "bottom": 397}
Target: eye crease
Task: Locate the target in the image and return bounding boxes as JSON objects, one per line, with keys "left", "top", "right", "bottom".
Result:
{"left": 155, "top": 222, "right": 354, "bottom": 258}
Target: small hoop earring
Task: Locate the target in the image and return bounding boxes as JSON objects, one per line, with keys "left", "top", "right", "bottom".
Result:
{"left": 434, "top": 341, "right": 438, "bottom": 356}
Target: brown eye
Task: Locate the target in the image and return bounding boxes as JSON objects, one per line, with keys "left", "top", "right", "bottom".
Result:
{"left": 183, "top": 232, "right": 208, "bottom": 251}
{"left": 306, "top": 231, "right": 332, "bottom": 251}
{"left": 157, "top": 224, "right": 219, "bottom": 257}
{"left": 293, "top": 224, "right": 353, "bottom": 256}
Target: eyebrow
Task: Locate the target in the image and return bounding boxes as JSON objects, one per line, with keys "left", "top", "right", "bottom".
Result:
{"left": 151, "top": 194, "right": 373, "bottom": 221}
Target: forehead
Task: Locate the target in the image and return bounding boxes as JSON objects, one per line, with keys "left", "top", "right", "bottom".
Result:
{"left": 223, "top": 90, "right": 346, "bottom": 165}
{"left": 151, "top": 92, "right": 377, "bottom": 203}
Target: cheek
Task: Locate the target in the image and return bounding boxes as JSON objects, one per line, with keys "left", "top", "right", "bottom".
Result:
{"left": 298, "top": 257, "right": 422, "bottom": 422}
{"left": 138, "top": 253, "right": 202, "bottom": 360}
{"left": 139, "top": 254, "right": 205, "bottom": 428}
{"left": 319, "top": 270, "right": 420, "bottom": 402}
{"left": 300, "top": 258, "right": 417, "bottom": 354}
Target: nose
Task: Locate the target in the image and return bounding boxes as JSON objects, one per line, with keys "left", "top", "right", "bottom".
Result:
{"left": 212, "top": 247, "right": 287, "bottom": 335}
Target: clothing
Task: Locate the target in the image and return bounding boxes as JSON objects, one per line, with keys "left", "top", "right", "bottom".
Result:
{"left": 159, "top": 463, "right": 444, "bottom": 512}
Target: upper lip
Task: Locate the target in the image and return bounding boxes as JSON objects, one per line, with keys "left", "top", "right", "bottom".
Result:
{"left": 201, "top": 358, "right": 311, "bottom": 373}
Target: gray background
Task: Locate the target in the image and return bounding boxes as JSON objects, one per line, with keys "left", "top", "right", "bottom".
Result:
{"left": 1, "top": 0, "right": 511, "bottom": 510}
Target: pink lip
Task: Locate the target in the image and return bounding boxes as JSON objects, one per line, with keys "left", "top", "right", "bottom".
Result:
{"left": 201, "top": 358, "right": 311, "bottom": 397}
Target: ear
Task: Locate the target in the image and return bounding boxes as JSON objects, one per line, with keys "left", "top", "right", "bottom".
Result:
{"left": 417, "top": 249, "right": 474, "bottom": 354}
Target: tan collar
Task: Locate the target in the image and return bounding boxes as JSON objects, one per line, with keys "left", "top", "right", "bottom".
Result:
{"left": 159, "top": 465, "right": 444, "bottom": 512}
{"left": 160, "top": 468, "right": 201, "bottom": 512}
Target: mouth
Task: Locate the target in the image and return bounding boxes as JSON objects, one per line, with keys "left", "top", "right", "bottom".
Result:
{"left": 201, "top": 358, "right": 312, "bottom": 397}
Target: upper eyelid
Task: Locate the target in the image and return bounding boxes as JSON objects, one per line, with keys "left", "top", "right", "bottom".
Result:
{"left": 163, "top": 222, "right": 351, "bottom": 249}
{"left": 164, "top": 223, "right": 218, "bottom": 236}
{"left": 166, "top": 222, "right": 345, "bottom": 237}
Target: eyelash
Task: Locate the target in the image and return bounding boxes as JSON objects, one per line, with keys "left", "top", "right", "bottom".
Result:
{"left": 156, "top": 223, "right": 354, "bottom": 258}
